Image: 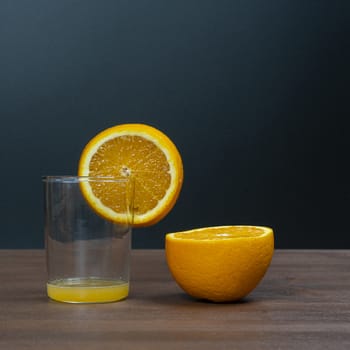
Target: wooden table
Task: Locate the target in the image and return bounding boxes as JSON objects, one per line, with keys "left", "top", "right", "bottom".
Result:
{"left": 0, "top": 250, "right": 349, "bottom": 349}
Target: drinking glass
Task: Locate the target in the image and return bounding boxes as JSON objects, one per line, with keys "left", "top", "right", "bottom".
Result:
{"left": 43, "top": 176, "right": 133, "bottom": 303}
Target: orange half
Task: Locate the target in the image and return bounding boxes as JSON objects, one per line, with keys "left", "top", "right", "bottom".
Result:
{"left": 78, "top": 124, "right": 183, "bottom": 227}
{"left": 166, "top": 226, "right": 274, "bottom": 302}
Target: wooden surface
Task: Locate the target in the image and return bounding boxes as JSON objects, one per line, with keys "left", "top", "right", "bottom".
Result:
{"left": 0, "top": 250, "right": 350, "bottom": 349}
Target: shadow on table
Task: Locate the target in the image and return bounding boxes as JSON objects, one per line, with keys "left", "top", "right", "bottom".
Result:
{"left": 139, "top": 290, "right": 255, "bottom": 306}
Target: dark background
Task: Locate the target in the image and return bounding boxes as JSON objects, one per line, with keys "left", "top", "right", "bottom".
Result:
{"left": 1, "top": 1, "right": 349, "bottom": 249}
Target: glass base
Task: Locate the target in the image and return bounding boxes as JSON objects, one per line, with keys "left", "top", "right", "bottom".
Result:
{"left": 47, "top": 277, "right": 129, "bottom": 303}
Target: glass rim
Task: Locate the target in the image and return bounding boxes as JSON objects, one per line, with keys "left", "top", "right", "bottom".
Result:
{"left": 42, "top": 175, "right": 130, "bottom": 184}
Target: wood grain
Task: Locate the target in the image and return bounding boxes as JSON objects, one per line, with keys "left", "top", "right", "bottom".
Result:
{"left": 0, "top": 250, "right": 349, "bottom": 349}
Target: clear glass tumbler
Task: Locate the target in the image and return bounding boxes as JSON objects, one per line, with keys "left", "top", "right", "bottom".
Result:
{"left": 43, "top": 176, "right": 133, "bottom": 303}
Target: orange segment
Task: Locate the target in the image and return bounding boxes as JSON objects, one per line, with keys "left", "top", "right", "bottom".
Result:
{"left": 166, "top": 226, "right": 274, "bottom": 302}
{"left": 78, "top": 124, "right": 183, "bottom": 227}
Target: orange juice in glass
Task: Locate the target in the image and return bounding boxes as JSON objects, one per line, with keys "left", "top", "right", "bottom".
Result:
{"left": 43, "top": 176, "right": 133, "bottom": 303}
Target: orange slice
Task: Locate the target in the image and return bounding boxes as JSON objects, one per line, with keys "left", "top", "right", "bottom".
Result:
{"left": 78, "top": 123, "right": 183, "bottom": 227}
{"left": 166, "top": 226, "right": 274, "bottom": 302}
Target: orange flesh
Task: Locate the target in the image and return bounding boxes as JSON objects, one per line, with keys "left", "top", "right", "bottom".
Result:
{"left": 174, "top": 226, "right": 266, "bottom": 240}
{"left": 88, "top": 136, "right": 171, "bottom": 215}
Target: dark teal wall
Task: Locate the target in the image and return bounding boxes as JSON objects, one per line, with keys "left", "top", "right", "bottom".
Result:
{"left": 1, "top": 1, "right": 349, "bottom": 248}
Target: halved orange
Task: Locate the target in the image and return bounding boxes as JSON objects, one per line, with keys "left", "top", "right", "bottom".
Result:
{"left": 78, "top": 124, "right": 183, "bottom": 227}
{"left": 166, "top": 226, "right": 274, "bottom": 302}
